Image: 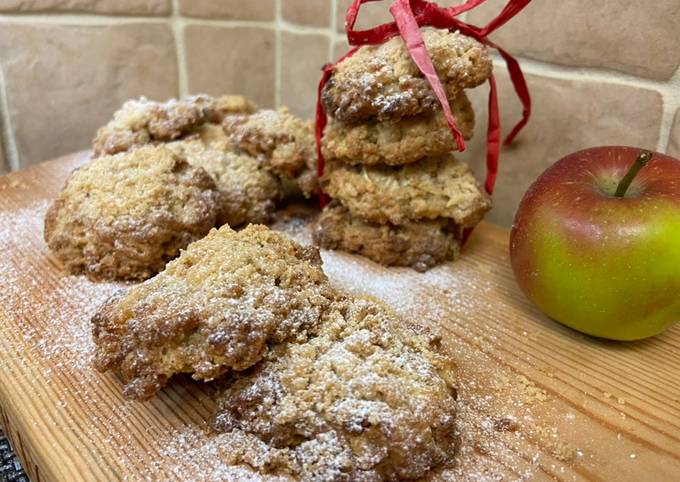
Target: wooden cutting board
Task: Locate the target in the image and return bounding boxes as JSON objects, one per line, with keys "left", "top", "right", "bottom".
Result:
{"left": 0, "top": 152, "right": 678, "bottom": 482}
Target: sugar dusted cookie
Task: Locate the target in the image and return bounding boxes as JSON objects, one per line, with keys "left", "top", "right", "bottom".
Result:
{"left": 44, "top": 145, "right": 219, "bottom": 281}
{"left": 313, "top": 202, "right": 462, "bottom": 272}
{"left": 212, "top": 297, "right": 457, "bottom": 480}
{"left": 322, "top": 92, "right": 474, "bottom": 167}
{"left": 92, "top": 224, "right": 336, "bottom": 400}
{"left": 323, "top": 155, "right": 491, "bottom": 227}
{"left": 321, "top": 29, "right": 491, "bottom": 123}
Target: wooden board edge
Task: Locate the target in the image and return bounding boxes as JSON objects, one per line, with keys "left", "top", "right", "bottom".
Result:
{"left": 0, "top": 392, "right": 46, "bottom": 482}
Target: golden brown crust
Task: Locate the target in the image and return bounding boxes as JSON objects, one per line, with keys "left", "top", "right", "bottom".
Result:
{"left": 92, "top": 95, "right": 256, "bottom": 156}
{"left": 312, "top": 202, "right": 462, "bottom": 272}
{"left": 166, "top": 139, "right": 282, "bottom": 227}
{"left": 192, "top": 122, "right": 235, "bottom": 151}
{"left": 204, "top": 95, "right": 257, "bottom": 120}
{"left": 44, "top": 145, "right": 219, "bottom": 281}
{"left": 92, "top": 224, "right": 336, "bottom": 400}
{"left": 322, "top": 92, "right": 474, "bottom": 166}
{"left": 323, "top": 155, "right": 492, "bottom": 227}
{"left": 92, "top": 97, "right": 207, "bottom": 156}
{"left": 223, "top": 107, "right": 318, "bottom": 197}
{"left": 212, "top": 297, "right": 458, "bottom": 481}
{"left": 322, "top": 29, "right": 492, "bottom": 123}
{"left": 92, "top": 94, "right": 280, "bottom": 229}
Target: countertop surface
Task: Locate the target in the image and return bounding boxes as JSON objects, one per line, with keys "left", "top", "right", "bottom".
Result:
{"left": 0, "top": 152, "right": 679, "bottom": 481}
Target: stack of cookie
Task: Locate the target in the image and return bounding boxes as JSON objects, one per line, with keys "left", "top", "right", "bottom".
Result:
{"left": 314, "top": 29, "right": 494, "bottom": 271}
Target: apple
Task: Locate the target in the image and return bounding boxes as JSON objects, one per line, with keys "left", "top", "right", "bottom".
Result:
{"left": 510, "top": 146, "right": 680, "bottom": 340}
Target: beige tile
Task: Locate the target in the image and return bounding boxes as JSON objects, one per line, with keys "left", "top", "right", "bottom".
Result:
{"left": 0, "top": 23, "right": 178, "bottom": 167}
{"left": 185, "top": 26, "right": 275, "bottom": 108}
{"left": 280, "top": 32, "right": 329, "bottom": 119}
{"left": 336, "top": 0, "right": 392, "bottom": 33}
{"left": 179, "top": 0, "right": 274, "bottom": 20}
{"left": 457, "top": 71, "right": 663, "bottom": 227}
{"left": 467, "top": 0, "right": 680, "bottom": 80}
{"left": 336, "top": 0, "right": 459, "bottom": 32}
{"left": 282, "top": 0, "right": 331, "bottom": 27}
{"left": 0, "top": 0, "right": 170, "bottom": 15}
{"left": 333, "top": 38, "right": 350, "bottom": 61}
{"left": 667, "top": 110, "right": 680, "bottom": 159}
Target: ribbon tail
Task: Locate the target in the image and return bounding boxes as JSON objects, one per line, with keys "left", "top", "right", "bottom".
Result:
{"left": 485, "top": 74, "right": 501, "bottom": 196}
{"left": 315, "top": 47, "right": 362, "bottom": 208}
{"left": 496, "top": 47, "right": 531, "bottom": 145}
{"left": 479, "top": 0, "right": 532, "bottom": 36}
{"left": 346, "top": 0, "right": 401, "bottom": 45}
{"left": 443, "top": 0, "right": 489, "bottom": 17}
{"left": 390, "top": 0, "right": 466, "bottom": 151}
{"left": 315, "top": 65, "right": 333, "bottom": 208}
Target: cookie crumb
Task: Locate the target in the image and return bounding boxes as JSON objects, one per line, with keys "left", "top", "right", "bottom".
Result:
{"left": 517, "top": 375, "right": 548, "bottom": 403}
{"left": 494, "top": 417, "right": 518, "bottom": 432}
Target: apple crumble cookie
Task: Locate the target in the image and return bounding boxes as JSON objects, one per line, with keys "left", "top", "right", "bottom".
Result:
{"left": 321, "top": 29, "right": 491, "bottom": 124}
{"left": 44, "top": 145, "right": 219, "bottom": 281}
{"left": 92, "top": 224, "right": 336, "bottom": 400}
{"left": 322, "top": 92, "right": 475, "bottom": 166}
{"left": 212, "top": 297, "right": 458, "bottom": 481}
{"left": 323, "top": 155, "right": 492, "bottom": 227}
{"left": 223, "top": 107, "right": 318, "bottom": 197}
{"left": 312, "top": 202, "right": 462, "bottom": 272}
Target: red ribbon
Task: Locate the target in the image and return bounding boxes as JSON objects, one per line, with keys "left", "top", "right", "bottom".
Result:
{"left": 316, "top": 0, "right": 532, "bottom": 203}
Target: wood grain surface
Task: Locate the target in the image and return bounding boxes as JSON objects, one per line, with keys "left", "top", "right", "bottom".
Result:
{"left": 0, "top": 152, "right": 678, "bottom": 481}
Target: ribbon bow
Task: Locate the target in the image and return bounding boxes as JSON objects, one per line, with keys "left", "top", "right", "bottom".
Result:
{"left": 316, "top": 0, "right": 532, "bottom": 199}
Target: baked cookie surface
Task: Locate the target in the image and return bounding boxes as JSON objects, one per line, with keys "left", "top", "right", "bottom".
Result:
{"left": 44, "top": 145, "right": 219, "bottom": 281}
{"left": 92, "top": 224, "right": 336, "bottom": 400}
{"left": 212, "top": 297, "right": 457, "bottom": 481}
{"left": 223, "top": 107, "right": 318, "bottom": 197}
{"left": 322, "top": 92, "right": 475, "bottom": 166}
{"left": 321, "top": 29, "right": 491, "bottom": 124}
{"left": 93, "top": 94, "right": 255, "bottom": 156}
{"left": 166, "top": 139, "right": 282, "bottom": 227}
{"left": 92, "top": 93, "right": 282, "bottom": 229}
{"left": 323, "top": 155, "right": 492, "bottom": 227}
{"left": 193, "top": 94, "right": 257, "bottom": 122}
{"left": 313, "top": 202, "right": 462, "bottom": 272}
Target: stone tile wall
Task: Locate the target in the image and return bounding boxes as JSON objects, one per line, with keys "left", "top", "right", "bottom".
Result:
{"left": 0, "top": 0, "right": 678, "bottom": 226}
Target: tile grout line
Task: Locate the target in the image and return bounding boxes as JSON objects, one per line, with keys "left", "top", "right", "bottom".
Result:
{"left": 657, "top": 102, "right": 676, "bottom": 153}
{"left": 0, "top": 14, "right": 168, "bottom": 25}
{"left": 0, "top": 10, "right": 674, "bottom": 163}
{"left": 274, "top": 0, "right": 282, "bottom": 108}
{"left": 0, "top": 13, "right": 674, "bottom": 96}
{"left": 655, "top": 67, "right": 680, "bottom": 152}
{"left": 0, "top": 64, "right": 19, "bottom": 171}
{"left": 0, "top": 11, "right": 672, "bottom": 102}
{"left": 492, "top": 55, "right": 680, "bottom": 153}
{"left": 170, "top": 0, "right": 188, "bottom": 98}
{"left": 0, "top": 13, "right": 337, "bottom": 34}
{"left": 277, "top": 18, "right": 337, "bottom": 37}
{"left": 329, "top": 0, "right": 339, "bottom": 61}
{"left": 491, "top": 54, "right": 676, "bottom": 98}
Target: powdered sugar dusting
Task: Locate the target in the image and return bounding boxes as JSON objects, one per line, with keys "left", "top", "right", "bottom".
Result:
{"left": 1, "top": 200, "right": 278, "bottom": 480}
{"left": 273, "top": 212, "right": 582, "bottom": 481}
{"left": 0, "top": 200, "right": 579, "bottom": 481}
{"left": 152, "top": 427, "right": 291, "bottom": 482}
{"left": 0, "top": 201, "right": 120, "bottom": 373}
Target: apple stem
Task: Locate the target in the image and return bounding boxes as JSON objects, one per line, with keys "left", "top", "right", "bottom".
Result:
{"left": 614, "top": 149, "right": 653, "bottom": 198}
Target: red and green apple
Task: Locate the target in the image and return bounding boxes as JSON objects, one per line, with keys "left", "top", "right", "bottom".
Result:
{"left": 510, "top": 146, "right": 680, "bottom": 340}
